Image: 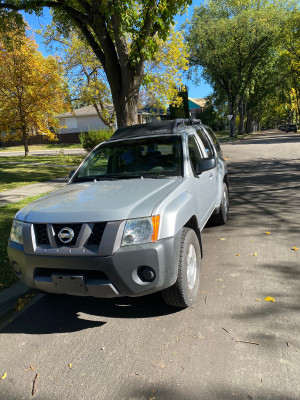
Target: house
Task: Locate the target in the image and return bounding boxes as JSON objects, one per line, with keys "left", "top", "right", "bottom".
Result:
{"left": 55, "top": 105, "right": 163, "bottom": 134}
{"left": 188, "top": 98, "right": 207, "bottom": 118}
{"left": 55, "top": 105, "right": 114, "bottom": 134}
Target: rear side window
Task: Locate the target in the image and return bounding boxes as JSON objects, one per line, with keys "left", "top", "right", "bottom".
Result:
{"left": 204, "top": 126, "right": 222, "bottom": 156}
{"left": 188, "top": 136, "right": 203, "bottom": 173}
{"left": 196, "top": 129, "right": 214, "bottom": 158}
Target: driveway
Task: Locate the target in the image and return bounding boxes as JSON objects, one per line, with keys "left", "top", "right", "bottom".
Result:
{"left": 0, "top": 131, "right": 299, "bottom": 400}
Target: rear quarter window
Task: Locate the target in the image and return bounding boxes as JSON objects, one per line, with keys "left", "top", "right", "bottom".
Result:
{"left": 203, "top": 126, "right": 223, "bottom": 157}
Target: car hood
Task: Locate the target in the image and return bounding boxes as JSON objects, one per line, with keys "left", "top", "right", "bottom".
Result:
{"left": 16, "top": 178, "right": 181, "bottom": 223}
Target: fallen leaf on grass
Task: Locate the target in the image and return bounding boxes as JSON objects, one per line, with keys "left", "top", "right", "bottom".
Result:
{"left": 1, "top": 373, "right": 7, "bottom": 380}
{"left": 291, "top": 247, "right": 298, "bottom": 251}
{"left": 265, "top": 231, "right": 271, "bottom": 235}
{"left": 218, "top": 238, "right": 226, "bottom": 241}
{"left": 264, "top": 296, "right": 275, "bottom": 302}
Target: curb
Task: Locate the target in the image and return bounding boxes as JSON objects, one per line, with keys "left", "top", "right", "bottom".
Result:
{"left": 0, "top": 281, "right": 31, "bottom": 327}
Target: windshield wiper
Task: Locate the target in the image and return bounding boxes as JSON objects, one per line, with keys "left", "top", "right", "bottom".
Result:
{"left": 94, "top": 174, "right": 143, "bottom": 180}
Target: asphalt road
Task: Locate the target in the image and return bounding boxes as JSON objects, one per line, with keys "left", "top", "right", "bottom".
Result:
{"left": 0, "top": 131, "right": 299, "bottom": 400}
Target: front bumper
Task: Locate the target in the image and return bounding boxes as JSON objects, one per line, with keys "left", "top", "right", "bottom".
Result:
{"left": 7, "top": 232, "right": 181, "bottom": 298}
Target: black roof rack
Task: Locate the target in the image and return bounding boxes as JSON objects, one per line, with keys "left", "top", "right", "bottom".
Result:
{"left": 108, "top": 118, "right": 202, "bottom": 142}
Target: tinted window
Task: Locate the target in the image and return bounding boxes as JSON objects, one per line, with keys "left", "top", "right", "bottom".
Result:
{"left": 196, "top": 129, "right": 214, "bottom": 158}
{"left": 188, "top": 136, "right": 203, "bottom": 173}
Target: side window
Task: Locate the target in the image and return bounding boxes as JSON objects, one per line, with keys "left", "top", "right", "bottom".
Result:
{"left": 196, "top": 129, "right": 214, "bottom": 158}
{"left": 205, "top": 126, "right": 223, "bottom": 156}
{"left": 188, "top": 136, "right": 203, "bottom": 173}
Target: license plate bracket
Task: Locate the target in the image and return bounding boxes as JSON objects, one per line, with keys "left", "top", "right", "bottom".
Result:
{"left": 52, "top": 274, "right": 86, "bottom": 294}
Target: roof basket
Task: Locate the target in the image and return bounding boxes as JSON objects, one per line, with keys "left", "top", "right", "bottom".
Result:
{"left": 108, "top": 118, "right": 189, "bottom": 141}
{"left": 184, "top": 118, "right": 202, "bottom": 125}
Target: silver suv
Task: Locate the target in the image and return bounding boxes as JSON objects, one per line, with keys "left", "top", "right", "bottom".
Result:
{"left": 8, "top": 119, "right": 229, "bottom": 308}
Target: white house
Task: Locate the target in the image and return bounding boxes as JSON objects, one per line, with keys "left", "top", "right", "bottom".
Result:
{"left": 55, "top": 105, "right": 163, "bottom": 134}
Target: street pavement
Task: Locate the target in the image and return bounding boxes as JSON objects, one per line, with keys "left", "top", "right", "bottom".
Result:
{"left": 0, "top": 131, "right": 299, "bottom": 400}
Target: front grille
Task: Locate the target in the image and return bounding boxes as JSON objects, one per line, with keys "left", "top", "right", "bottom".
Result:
{"left": 53, "top": 223, "right": 82, "bottom": 247}
{"left": 34, "top": 222, "right": 108, "bottom": 248}
{"left": 35, "top": 224, "right": 50, "bottom": 245}
{"left": 87, "top": 223, "right": 107, "bottom": 245}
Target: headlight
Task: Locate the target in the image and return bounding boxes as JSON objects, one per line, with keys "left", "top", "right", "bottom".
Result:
{"left": 10, "top": 220, "right": 24, "bottom": 244}
{"left": 121, "top": 216, "right": 160, "bottom": 246}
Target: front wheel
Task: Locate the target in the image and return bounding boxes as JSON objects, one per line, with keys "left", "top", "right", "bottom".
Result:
{"left": 162, "top": 228, "right": 201, "bottom": 308}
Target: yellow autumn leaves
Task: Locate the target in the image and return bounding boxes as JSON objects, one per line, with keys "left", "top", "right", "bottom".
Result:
{"left": 0, "top": 28, "right": 69, "bottom": 146}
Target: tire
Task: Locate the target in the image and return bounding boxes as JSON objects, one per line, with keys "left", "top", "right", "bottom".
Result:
{"left": 162, "top": 228, "right": 201, "bottom": 308}
{"left": 211, "top": 182, "right": 229, "bottom": 225}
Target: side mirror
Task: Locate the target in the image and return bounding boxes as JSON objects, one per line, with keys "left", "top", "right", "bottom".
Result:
{"left": 196, "top": 157, "right": 216, "bottom": 174}
{"left": 69, "top": 169, "right": 76, "bottom": 179}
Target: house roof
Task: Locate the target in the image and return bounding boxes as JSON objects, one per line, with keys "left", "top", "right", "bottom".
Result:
{"left": 188, "top": 98, "right": 207, "bottom": 109}
{"left": 56, "top": 105, "right": 114, "bottom": 118}
{"left": 56, "top": 105, "right": 165, "bottom": 118}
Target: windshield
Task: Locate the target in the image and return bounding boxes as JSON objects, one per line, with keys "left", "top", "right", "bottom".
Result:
{"left": 73, "top": 136, "right": 183, "bottom": 181}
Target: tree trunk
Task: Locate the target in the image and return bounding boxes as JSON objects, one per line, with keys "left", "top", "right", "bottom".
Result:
{"left": 238, "top": 99, "right": 246, "bottom": 135}
{"left": 228, "top": 96, "right": 238, "bottom": 137}
{"left": 22, "top": 131, "right": 29, "bottom": 156}
{"left": 109, "top": 70, "right": 142, "bottom": 128}
{"left": 21, "top": 114, "right": 29, "bottom": 156}
{"left": 245, "top": 108, "right": 252, "bottom": 134}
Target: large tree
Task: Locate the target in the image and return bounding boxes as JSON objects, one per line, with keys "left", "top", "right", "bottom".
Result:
{"left": 186, "top": 0, "right": 285, "bottom": 136}
{"left": 0, "top": 28, "right": 68, "bottom": 155}
{"left": 0, "top": 0, "right": 191, "bottom": 128}
{"left": 42, "top": 25, "right": 188, "bottom": 125}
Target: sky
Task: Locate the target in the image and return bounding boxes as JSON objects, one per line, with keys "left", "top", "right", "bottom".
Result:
{"left": 21, "top": 0, "right": 212, "bottom": 100}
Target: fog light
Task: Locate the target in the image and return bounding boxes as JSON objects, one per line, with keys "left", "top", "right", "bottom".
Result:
{"left": 12, "top": 261, "right": 21, "bottom": 275}
{"left": 137, "top": 266, "right": 156, "bottom": 282}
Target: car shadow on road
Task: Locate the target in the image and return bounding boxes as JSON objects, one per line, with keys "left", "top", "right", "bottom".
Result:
{"left": 1, "top": 291, "right": 180, "bottom": 335}
{"left": 123, "top": 383, "right": 297, "bottom": 400}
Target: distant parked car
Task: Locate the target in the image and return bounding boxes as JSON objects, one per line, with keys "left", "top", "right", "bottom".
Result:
{"left": 278, "top": 125, "right": 287, "bottom": 131}
{"left": 285, "top": 124, "right": 297, "bottom": 133}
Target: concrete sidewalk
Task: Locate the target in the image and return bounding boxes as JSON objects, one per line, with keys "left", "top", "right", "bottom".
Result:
{"left": 0, "top": 176, "right": 68, "bottom": 206}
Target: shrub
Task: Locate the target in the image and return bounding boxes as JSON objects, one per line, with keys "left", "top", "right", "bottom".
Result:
{"left": 79, "top": 128, "right": 113, "bottom": 152}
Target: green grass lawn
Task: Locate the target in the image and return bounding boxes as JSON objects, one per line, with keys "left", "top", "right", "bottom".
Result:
{"left": 0, "top": 154, "right": 85, "bottom": 165}
{"left": 0, "top": 195, "right": 48, "bottom": 290}
{"left": 0, "top": 163, "right": 73, "bottom": 192}
{"left": 0, "top": 143, "right": 83, "bottom": 152}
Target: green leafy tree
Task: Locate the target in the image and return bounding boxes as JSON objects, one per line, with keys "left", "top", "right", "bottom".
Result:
{"left": 43, "top": 25, "right": 189, "bottom": 125}
{"left": 186, "top": 0, "right": 285, "bottom": 136}
{"left": 0, "top": 0, "right": 192, "bottom": 128}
